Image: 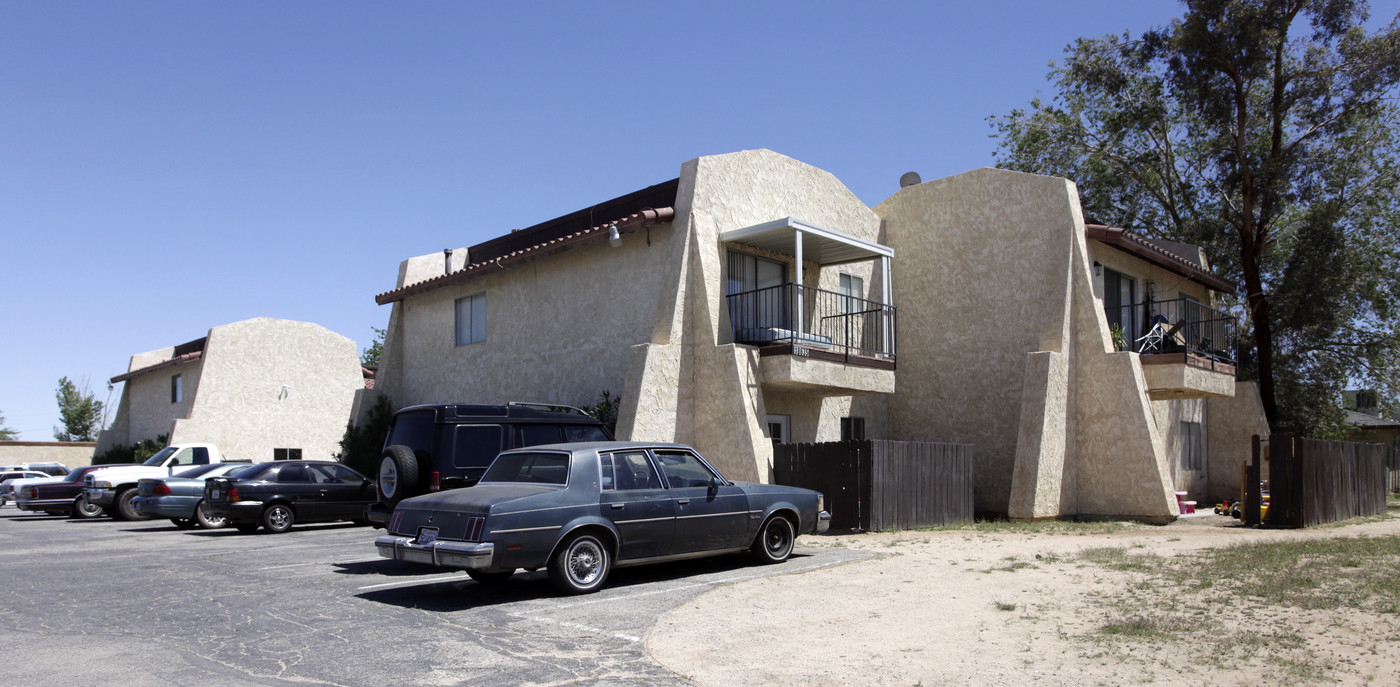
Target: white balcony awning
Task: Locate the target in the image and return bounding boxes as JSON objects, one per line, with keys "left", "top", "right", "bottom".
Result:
{"left": 721, "top": 218, "right": 892, "bottom": 265}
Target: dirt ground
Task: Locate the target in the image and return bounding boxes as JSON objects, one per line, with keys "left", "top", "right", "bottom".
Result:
{"left": 647, "top": 512, "right": 1400, "bottom": 686}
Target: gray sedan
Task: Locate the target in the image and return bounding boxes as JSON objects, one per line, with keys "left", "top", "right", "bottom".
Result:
{"left": 376, "top": 441, "right": 830, "bottom": 594}
{"left": 131, "top": 462, "right": 254, "bottom": 528}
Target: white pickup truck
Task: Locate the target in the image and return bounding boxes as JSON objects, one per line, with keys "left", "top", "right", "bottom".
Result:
{"left": 84, "top": 443, "right": 245, "bottom": 521}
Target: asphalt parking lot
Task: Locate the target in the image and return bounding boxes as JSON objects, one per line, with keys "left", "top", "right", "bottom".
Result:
{"left": 0, "top": 506, "right": 868, "bottom": 686}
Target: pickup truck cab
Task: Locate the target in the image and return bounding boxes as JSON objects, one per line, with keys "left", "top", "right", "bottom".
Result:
{"left": 84, "top": 443, "right": 240, "bottom": 521}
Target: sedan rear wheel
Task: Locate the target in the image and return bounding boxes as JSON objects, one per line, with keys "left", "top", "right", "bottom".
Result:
{"left": 261, "top": 504, "right": 294, "bottom": 533}
{"left": 194, "top": 501, "right": 227, "bottom": 529}
{"left": 548, "top": 532, "right": 610, "bottom": 594}
{"left": 752, "top": 515, "right": 795, "bottom": 564}
{"left": 72, "top": 495, "right": 103, "bottom": 519}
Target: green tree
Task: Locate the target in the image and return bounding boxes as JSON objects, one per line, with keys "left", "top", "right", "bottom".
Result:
{"left": 53, "top": 376, "right": 104, "bottom": 442}
{"left": 586, "top": 390, "right": 621, "bottom": 437}
{"left": 361, "top": 326, "right": 386, "bottom": 367}
{"left": 991, "top": 0, "right": 1400, "bottom": 436}
{"left": 0, "top": 411, "right": 19, "bottom": 441}
{"left": 335, "top": 394, "right": 395, "bottom": 477}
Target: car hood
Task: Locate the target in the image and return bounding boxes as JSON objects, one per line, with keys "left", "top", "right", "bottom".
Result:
{"left": 397, "top": 483, "right": 561, "bottom": 514}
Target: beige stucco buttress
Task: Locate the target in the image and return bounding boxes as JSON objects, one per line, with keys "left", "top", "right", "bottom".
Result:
{"left": 875, "top": 168, "right": 1178, "bottom": 521}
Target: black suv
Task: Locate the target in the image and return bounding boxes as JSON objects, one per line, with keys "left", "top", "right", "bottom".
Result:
{"left": 364, "top": 403, "right": 612, "bottom": 525}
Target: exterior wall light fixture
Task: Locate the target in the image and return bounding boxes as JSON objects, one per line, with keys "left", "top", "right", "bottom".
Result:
{"left": 608, "top": 224, "right": 621, "bottom": 247}
{"left": 1093, "top": 261, "right": 1102, "bottom": 276}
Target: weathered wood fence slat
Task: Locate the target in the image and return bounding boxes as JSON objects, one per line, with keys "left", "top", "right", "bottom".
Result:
{"left": 774, "top": 440, "right": 973, "bottom": 531}
{"left": 1264, "top": 434, "right": 1391, "bottom": 529}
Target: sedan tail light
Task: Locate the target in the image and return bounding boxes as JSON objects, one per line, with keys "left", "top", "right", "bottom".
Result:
{"left": 228, "top": 487, "right": 241, "bottom": 502}
{"left": 26, "top": 486, "right": 38, "bottom": 498}
{"left": 428, "top": 471, "right": 440, "bottom": 493}
{"left": 153, "top": 483, "right": 172, "bottom": 496}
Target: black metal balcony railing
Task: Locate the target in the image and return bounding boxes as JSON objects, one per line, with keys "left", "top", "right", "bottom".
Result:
{"left": 726, "top": 283, "right": 897, "bottom": 362}
{"left": 1129, "top": 297, "right": 1236, "bottom": 363}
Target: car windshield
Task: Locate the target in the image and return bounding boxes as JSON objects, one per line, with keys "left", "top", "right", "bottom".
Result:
{"left": 141, "top": 447, "right": 178, "bottom": 467}
{"left": 480, "top": 452, "right": 570, "bottom": 485}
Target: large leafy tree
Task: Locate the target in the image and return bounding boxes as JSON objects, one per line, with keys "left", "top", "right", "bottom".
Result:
{"left": 54, "top": 376, "right": 103, "bottom": 442}
{"left": 991, "top": 0, "right": 1400, "bottom": 435}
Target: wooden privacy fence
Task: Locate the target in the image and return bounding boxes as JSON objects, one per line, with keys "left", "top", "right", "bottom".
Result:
{"left": 1263, "top": 434, "right": 1391, "bottom": 528}
{"left": 773, "top": 440, "right": 973, "bottom": 531}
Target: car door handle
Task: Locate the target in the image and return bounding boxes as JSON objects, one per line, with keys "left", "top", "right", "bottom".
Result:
{"left": 610, "top": 503, "right": 624, "bottom": 509}
{"left": 677, "top": 499, "right": 690, "bottom": 505}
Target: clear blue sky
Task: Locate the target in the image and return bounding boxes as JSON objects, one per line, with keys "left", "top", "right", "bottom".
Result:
{"left": 2, "top": 1, "right": 1387, "bottom": 440}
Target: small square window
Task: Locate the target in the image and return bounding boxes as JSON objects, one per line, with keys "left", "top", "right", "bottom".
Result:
{"left": 840, "top": 417, "right": 866, "bottom": 441}
{"left": 274, "top": 448, "right": 302, "bottom": 461}
{"left": 171, "top": 374, "right": 182, "bottom": 404}
{"left": 455, "top": 292, "right": 487, "bottom": 346}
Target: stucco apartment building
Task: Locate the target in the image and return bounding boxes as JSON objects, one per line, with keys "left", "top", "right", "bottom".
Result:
{"left": 371, "top": 149, "right": 1267, "bottom": 521}
{"left": 96, "top": 318, "right": 368, "bottom": 462}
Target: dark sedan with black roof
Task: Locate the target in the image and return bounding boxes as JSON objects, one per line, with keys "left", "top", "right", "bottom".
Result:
{"left": 203, "top": 461, "right": 375, "bottom": 534}
{"left": 375, "top": 441, "right": 830, "bottom": 594}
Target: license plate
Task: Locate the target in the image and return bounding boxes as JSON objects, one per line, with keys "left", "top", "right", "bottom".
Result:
{"left": 210, "top": 489, "right": 221, "bottom": 500}
{"left": 416, "top": 527, "right": 438, "bottom": 546}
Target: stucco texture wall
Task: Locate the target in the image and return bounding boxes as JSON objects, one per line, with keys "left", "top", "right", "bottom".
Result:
{"left": 96, "top": 358, "right": 203, "bottom": 454}
{"left": 1205, "top": 381, "right": 1271, "bottom": 503}
{"left": 876, "top": 168, "right": 1082, "bottom": 512}
{"left": 382, "top": 221, "right": 680, "bottom": 417}
{"left": 657, "top": 149, "right": 889, "bottom": 480}
{"left": 876, "top": 168, "right": 1178, "bottom": 520}
{"left": 167, "top": 318, "right": 362, "bottom": 462}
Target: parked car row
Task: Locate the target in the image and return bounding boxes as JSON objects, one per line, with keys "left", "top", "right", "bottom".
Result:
{"left": 6, "top": 459, "right": 378, "bottom": 534}
{"left": 4, "top": 404, "right": 832, "bottom": 596}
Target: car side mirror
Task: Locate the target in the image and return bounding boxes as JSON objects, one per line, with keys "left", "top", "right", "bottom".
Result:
{"left": 707, "top": 477, "right": 719, "bottom": 494}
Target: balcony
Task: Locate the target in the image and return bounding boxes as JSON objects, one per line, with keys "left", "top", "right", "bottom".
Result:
{"left": 727, "top": 283, "right": 896, "bottom": 395}
{"left": 1128, "top": 298, "right": 1237, "bottom": 400}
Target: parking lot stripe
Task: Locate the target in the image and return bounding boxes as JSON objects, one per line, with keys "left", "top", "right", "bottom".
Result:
{"left": 357, "top": 572, "right": 464, "bottom": 591}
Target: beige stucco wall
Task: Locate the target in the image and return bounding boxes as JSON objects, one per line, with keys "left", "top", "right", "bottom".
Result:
{"left": 663, "top": 149, "right": 889, "bottom": 479}
{"left": 1089, "top": 243, "right": 1217, "bottom": 312}
{"left": 1205, "top": 381, "right": 1271, "bottom": 503}
{"left": 100, "top": 318, "right": 363, "bottom": 462}
{"left": 876, "top": 167, "right": 1179, "bottom": 520}
{"left": 377, "top": 149, "right": 892, "bottom": 483}
{"left": 96, "top": 357, "right": 203, "bottom": 454}
{"left": 1153, "top": 398, "right": 1208, "bottom": 497}
{"left": 0, "top": 442, "right": 95, "bottom": 468}
{"left": 378, "top": 220, "right": 680, "bottom": 416}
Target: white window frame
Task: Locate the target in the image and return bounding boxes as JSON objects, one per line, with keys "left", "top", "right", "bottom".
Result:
{"left": 765, "top": 414, "right": 790, "bottom": 444}
{"left": 455, "top": 292, "right": 487, "bottom": 346}
{"left": 1179, "top": 421, "right": 1203, "bottom": 471}
{"left": 839, "top": 273, "right": 864, "bottom": 314}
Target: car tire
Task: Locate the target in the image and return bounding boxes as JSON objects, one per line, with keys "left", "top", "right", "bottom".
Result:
{"left": 114, "top": 488, "right": 150, "bottom": 521}
{"left": 234, "top": 522, "right": 260, "bottom": 534}
{"left": 171, "top": 518, "right": 196, "bottom": 529}
{"left": 261, "top": 504, "right": 294, "bottom": 533}
{"left": 72, "top": 495, "right": 103, "bottom": 519}
{"left": 548, "top": 532, "right": 610, "bottom": 594}
{"left": 194, "top": 501, "right": 227, "bottom": 529}
{"left": 751, "top": 514, "right": 796, "bottom": 564}
{"left": 378, "top": 445, "right": 421, "bottom": 509}
{"left": 466, "top": 569, "right": 515, "bottom": 585}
